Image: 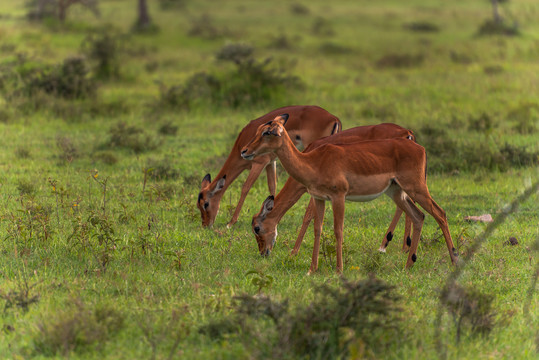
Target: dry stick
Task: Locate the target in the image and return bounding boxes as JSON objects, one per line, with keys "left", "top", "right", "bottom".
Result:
{"left": 435, "top": 180, "right": 539, "bottom": 358}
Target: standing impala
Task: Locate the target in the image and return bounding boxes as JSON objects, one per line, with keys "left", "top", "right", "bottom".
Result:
{"left": 197, "top": 106, "right": 341, "bottom": 228}
{"left": 251, "top": 124, "right": 416, "bottom": 257}
{"left": 241, "top": 115, "right": 458, "bottom": 273}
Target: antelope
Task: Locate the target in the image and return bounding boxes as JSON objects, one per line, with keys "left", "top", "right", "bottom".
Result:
{"left": 251, "top": 124, "right": 416, "bottom": 257}
{"left": 197, "top": 105, "right": 341, "bottom": 228}
{"left": 241, "top": 115, "right": 458, "bottom": 273}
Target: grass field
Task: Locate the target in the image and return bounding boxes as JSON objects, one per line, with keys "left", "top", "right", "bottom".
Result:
{"left": 0, "top": 0, "right": 538, "bottom": 358}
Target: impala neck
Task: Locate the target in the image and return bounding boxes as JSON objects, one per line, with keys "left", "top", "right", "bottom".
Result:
{"left": 266, "top": 177, "right": 307, "bottom": 225}
{"left": 274, "top": 131, "right": 316, "bottom": 187}
{"left": 211, "top": 154, "right": 247, "bottom": 194}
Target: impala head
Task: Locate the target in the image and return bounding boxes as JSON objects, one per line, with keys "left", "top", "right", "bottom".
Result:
{"left": 252, "top": 195, "right": 277, "bottom": 256}
{"left": 197, "top": 173, "right": 226, "bottom": 227}
{"left": 241, "top": 114, "right": 289, "bottom": 161}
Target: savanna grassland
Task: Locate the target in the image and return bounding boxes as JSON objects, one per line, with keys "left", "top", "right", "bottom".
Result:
{"left": 0, "top": 0, "right": 538, "bottom": 358}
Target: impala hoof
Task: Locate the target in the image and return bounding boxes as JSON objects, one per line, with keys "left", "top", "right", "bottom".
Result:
{"left": 378, "top": 246, "right": 386, "bottom": 253}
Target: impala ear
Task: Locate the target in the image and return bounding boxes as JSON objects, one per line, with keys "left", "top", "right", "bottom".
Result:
{"left": 211, "top": 175, "right": 226, "bottom": 195}
{"left": 201, "top": 173, "right": 211, "bottom": 188}
{"left": 281, "top": 114, "right": 288, "bottom": 126}
{"left": 260, "top": 195, "right": 274, "bottom": 217}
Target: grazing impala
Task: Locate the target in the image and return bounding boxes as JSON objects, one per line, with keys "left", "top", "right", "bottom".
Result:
{"left": 241, "top": 115, "right": 458, "bottom": 273}
{"left": 197, "top": 106, "right": 341, "bottom": 228}
{"left": 251, "top": 124, "right": 416, "bottom": 257}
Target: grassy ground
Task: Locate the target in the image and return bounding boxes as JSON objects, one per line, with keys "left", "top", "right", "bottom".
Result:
{"left": 0, "top": 0, "right": 538, "bottom": 359}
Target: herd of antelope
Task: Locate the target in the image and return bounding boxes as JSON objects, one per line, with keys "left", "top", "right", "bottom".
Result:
{"left": 197, "top": 105, "right": 459, "bottom": 273}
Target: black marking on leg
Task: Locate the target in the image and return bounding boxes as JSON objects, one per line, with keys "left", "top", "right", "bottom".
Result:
{"left": 406, "top": 236, "right": 412, "bottom": 247}
{"left": 412, "top": 254, "right": 417, "bottom": 262}
{"left": 452, "top": 247, "right": 458, "bottom": 256}
{"left": 386, "top": 231, "right": 393, "bottom": 242}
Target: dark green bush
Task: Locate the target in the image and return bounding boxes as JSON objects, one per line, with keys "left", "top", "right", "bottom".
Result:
{"left": 34, "top": 301, "right": 124, "bottom": 356}
{"left": 418, "top": 125, "right": 538, "bottom": 173}
{"left": 156, "top": 44, "right": 303, "bottom": 109}
{"left": 440, "top": 283, "right": 497, "bottom": 343}
{"left": 81, "top": 29, "right": 125, "bottom": 79}
{"left": 403, "top": 21, "right": 440, "bottom": 33}
{"left": 24, "top": 56, "right": 96, "bottom": 99}
{"left": 199, "top": 277, "right": 402, "bottom": 359}
{"left": 376, "top": 53, "right": 425, "bottom": 68}
{"left": 187, "top": 14, "right": 228, "bottom": 39}
{"left": 106, "top": 122, "right": 159, "bottom": 153}
{"left": 145, "top": 158, "right": 180, "bottom": 180}
{"left": 477, "top": 19, "right": 519, "bottom": 36}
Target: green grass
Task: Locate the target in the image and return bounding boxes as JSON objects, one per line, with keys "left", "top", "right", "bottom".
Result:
{"left": 0, "top": 0, "right": 538, "bottom": 358}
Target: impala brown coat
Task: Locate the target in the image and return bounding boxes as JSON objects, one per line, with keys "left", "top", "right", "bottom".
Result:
{"left": 197, "top": 105, "right": 341, "bottom": 227}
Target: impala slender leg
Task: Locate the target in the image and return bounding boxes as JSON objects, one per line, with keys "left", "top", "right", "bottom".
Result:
{"left": 378, "top": 206, "right": 404, "bottom": 253}
{"left": 402, "top": 211, "right": 412, "bottom": 253}
{"left": 291, "top": 197, "right": 315, "bottom": 256}
{"left": 308, "top": 198, "right": 325, "bottom": 275}
{"left": 388, "top": 186, "right": 425, "bottom": 269}
{"left": 407, "top": 188, "right": 458, "bottom": 265}
{"left": 227, "top": 160, "right": 268, "bottom": 228}
{"left": 266, "top": 160, "right": 277, "bottom": 196}
{"left": 332, "top": 195, "right": 346, "bottom": 274}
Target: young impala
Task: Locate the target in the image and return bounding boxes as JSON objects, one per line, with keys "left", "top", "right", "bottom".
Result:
{"left": 241, "top": 115, "right": 458, "bottom": 273}
{"left": 251, "top": 124, "right": 416, "bottom": 257}
{"left": 197, "top": 105, "right": 341, "bottom": 228}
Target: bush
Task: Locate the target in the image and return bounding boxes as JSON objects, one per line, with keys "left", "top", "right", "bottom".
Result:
{"left": 24, "top": 56, "right": 96, "bottom": 99}
{"left": 187, "top": 14, "right": 228, "bottom": 39}
{"left": 507, "top": 103, "right": 539, "bottom": 134}
{"left": 403, "top": 21, "right": 440, "bottom": 33}
{"left": 290, "top": 3, "right": 310, "bottom": 15}
{"left": 477, "top": 19, "right": 519, "bottom": 36}
{"left": 311, "top": 17, "right": 335, "bottom": 36}
{"left": 56, "top": 135, "right": 78, "bottom": 163}
{"left": 34, "top": 301, "right": 124, "bottom": 356}
{"left": 376, "top": 53, "right": 424, "bottom": 68}
{"left": 440, "top": 283, "right": 497, "bottom": 343}
{"left": 156, "top": 44, "right": 303, "bottom": 109}
{"left": 199, "top": 276, "right": 402, "bottom": 359}
{"left": 418, "top": 125, "right": 539, "bottom": 173}
{"left": 106, "top": 122, "right": 159, "bottom": 153}
{"left": 145, "top": 158, "right": 180, "bottom": 180}
{"left": 81, "top": 29, "right": 125, "bottom": 79}
{"left": 157, "top": 72, "right": 221, "bottom": 110}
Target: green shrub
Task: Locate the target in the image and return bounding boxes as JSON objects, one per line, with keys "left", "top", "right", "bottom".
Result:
{"left": 376, "top": 53, "right": 424, "bottom": 68}
{"left": 24, "top": 56, "right": 96, "bottom": 99}
{"left": 199, "top": 277, "right": 402, "bottom": 359}
{"left": 81, "top": 29, "right": 125, "bottom": 80}
{"left": 440, "top": 283, "right": 497, "bottom": 343}
{"left": 477, "top": 19, "right": 519, "bottom": 36}
{"left": 106, "top": 122, "right": 159, "bottom": 153}
{"left": 403, "top": 21, "right": 440, "bottom": 33}
{"left": 34, "top": 301, "right": 124, "bottom": 356}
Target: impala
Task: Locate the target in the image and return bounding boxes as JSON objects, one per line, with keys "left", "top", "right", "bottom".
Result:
{"left": 251, "top": 124, "right": 416, "bottom": 257}
{"left": 197, "top": 106, "right": 341, "bottom": 228}
{"left": 241, "top": 115, "right": 458, "bottom": 273}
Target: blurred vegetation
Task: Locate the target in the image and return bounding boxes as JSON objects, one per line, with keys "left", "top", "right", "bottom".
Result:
{"left": 0, "top": 0, "right": 538, "bottom": 359}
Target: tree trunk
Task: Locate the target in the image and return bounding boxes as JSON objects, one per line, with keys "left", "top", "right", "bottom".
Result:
{"left": 136, "top": 0, "right": 152, "bottom": 28}
{"left": 491, "top": 0, "right": 502, "bottom": 23}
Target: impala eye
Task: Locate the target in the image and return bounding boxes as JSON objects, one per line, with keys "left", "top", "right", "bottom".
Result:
{"left": 204, "top": 202, "right": 209, "bottom": 210}
{"left": 254, "top": 226, "right": 260, "bottom": 234}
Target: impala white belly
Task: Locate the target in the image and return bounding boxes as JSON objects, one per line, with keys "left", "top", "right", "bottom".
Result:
{"left": 345, "top": 180, "right": 392, "bottom": 202}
